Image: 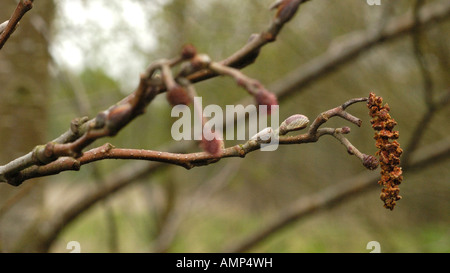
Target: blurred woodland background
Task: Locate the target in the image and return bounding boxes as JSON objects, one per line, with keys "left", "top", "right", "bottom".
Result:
{"left": 0, "top": 0, "right": 449, "bottom": 252}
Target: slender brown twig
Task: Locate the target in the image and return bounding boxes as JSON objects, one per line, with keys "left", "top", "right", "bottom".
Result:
{"left": 0, "top": 0, "right": 34, "bottom": 50}
{"left": 2, "top": 0, "right": 448, "bottom": 187}
{"left": 3, "top": 97, "right": 374, "bottom": 186}
{"left": 267, "top": 0, "right": 450, "bottom": 101}
{"left": 0, "top": 0, "right": 313, "bottom": 186}
{"left": 224, "top": 137, "right": 450, "bottom": 253}
{"left": 0, "top": 1, "right": 446, "bottom": 253}
{"left": 14, "top": 0, "right": 448, "bottom": 252}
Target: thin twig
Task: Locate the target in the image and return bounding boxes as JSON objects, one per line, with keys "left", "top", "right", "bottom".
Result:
{"left": 2, "top": 0, "right": 448, "bottom": 186}
{"left": 0, "top": 0, "right": 34, "bottom": 50}
{"left": 4, "top": 97, "right": 370, "bottom": 186}
{"left": 0, "top": 0, "right": 312, "bottom": 185}
{"left": 268, "top": 0, "right": 450, "bottom": 101}
{"left": 17, "top": 0, "right": 449, "bottom": 252}
{"left": 0, "top": 20, "right": 9, "bottom": 35}
{"left": 224, "top": 137, "right": 450, "bottom": 252}
{"left": 185, "top": 0, "right": 312, "bottom": 83}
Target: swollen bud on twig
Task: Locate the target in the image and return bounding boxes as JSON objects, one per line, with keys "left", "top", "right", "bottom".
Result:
{"left": 200, "top": 132, "right": 224, "bottom": 157}
{"left": 255, "top": 89, "right": 278, "bottom": 115}
{"left": 250, "top": 127, "right": 274, "bottom": 143}
{"left": 0, "top": 20, "right": 9, "bottom": 35}
{"left": 278, "top": 114, "right": 309, "bottom": 135}
{"left": 166, "top": 85, "right": 191, "bottom": 106}
{"left": 181, "top": 44, "right": 197, "bottom": 60}
{"left": 106, "top": 103, "right": 133, "bottom": 134}
{"left": 362, "top": 154, "right": 379, "bottom": 170}
{"left": 190, "top": 54, "right": 212, "bottom": 70}
{"left": 340, "top": 126, "right": 351, "bottom": 134}
{"left": 270, "top": 0, "right": 303, "bottom": 24}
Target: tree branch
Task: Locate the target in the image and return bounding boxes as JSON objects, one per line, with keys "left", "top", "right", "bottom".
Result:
{"left": 268, "top": 0, "right": 450, "bottom": 100}
{"left": 4, "top": 97, "right": 373, "bottom": 187}
{"left": 185, "top": 0, "right": 312, "bottom": 83}
{"left": 224, "top": 137, "right": 450, "bottom": 253}
{"left": 0, "top": 0, "right": 34, "bottom": 50}
{"left": 2, "top": 0, "right": 447, "bottom": 186}
{"left": 1, "top": 0, "right": 448, "bottom": 252}
{"left": 0, "top": 0, "right": 313, "bottom": 186}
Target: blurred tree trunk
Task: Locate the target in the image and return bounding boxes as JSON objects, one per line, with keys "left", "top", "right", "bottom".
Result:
{"left": 0, "top": 1, "right": 54, "bottom": 252}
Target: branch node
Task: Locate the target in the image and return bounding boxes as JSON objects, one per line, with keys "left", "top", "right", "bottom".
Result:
{"left": 31, "top": 144, "right": 56, "bottom": 165}
{"left": 70, "top": 116, "right": 90, "bottom": 136}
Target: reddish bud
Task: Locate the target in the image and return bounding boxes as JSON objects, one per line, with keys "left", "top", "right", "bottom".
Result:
{"left": 255, "top": 90, "right": 278, "bottom": 114}
{"left": 341, "top": 126, "right": 351, "bottom": 134}
{"left": 362, "top": 154, "right": 379, "bottom": 170}
{"left": 181, "top": 44, "right": 197, "bottom": 60}
{"left": 200, "top": 133, "right": 223, "bottom": 157}
{"left": 166, "top": 85, "right": 191, "bottom": 106}
{"left": 271, "top": 0, "right": 302, "bottom": 24}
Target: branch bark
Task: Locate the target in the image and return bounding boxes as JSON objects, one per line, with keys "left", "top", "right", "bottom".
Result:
{"left": 0, "top": 0, "right": 34, "bottom": 50}
{"left": 3, "top": 97, "right": 373, "bottom": 187}
{"left": 15, "top": 0, "right": 449, "bottom": 252}
{"left": 2, "top": 0, "right": 448, "bottom": 186}
{"left": 1, "top": 0, "right": 448, "bottom": 252}
{"left": 0, "top": 0, "right": 313, "bottom": 186}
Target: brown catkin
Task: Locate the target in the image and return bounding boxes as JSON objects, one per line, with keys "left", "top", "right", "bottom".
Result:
{"left": 367, "top": 93, "right": 403, "bottom": 210}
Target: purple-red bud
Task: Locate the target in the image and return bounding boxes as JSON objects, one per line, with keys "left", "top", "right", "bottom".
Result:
{"left": 200, "top": 133, "right": 223, "bottom": 157}
{"left": 255, "top": 90, "right": 278, "bottom": 115}
{"left": 271, "top": 0, "right": 302, "bottom": 24}
{"left": 181, "top": 44, "right": 197, "bottom": 60}
{"left": 341, "top": 126, "right": 351, "bottom": 134}
{"left": 166, "top": 85, "right": 191, "bottom": 106}
{"left": 362, "top": 154, "right": 379, "bottom": 170}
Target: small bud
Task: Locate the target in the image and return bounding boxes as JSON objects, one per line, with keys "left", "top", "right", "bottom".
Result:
{"left": 94, "top": 112, "right": 107, "bottom": 129}
{"left": 362, "top": 154, "right": 379, "bottom": 170}
{"left": 190, "top": 54, "right": 212, "bottom": 70}
{"left": 279, "top": 114, "right": 309, "bottom": 135}
{"left": 250, "top": 127, "right": 274, "bottom": 143}
{"left": 166, "top": 85, "right": 191, "bottom": 106}
{"left": 271, "top": 0, "right": 302, "bottom": 24}
{"left": 255, "top": 90, "right": 278, "bottom": 115}
{"left": 200, "top": 133, "right": 223, "bottom": 157}
{"left": 0, "top": 20, "right": 9, "bottom": 35}
{"left": 107, "top": 103, "right": 133, "bottom": 132}
{"left": 181, "top": 44, "right": 197, "bottom": 60}
{"left": 341, "top": 126, "right": 351, "bottom": 134}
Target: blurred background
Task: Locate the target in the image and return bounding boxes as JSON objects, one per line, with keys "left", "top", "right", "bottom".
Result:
{"left": 0, "top": 0, "right": 448, "bottom": 253}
